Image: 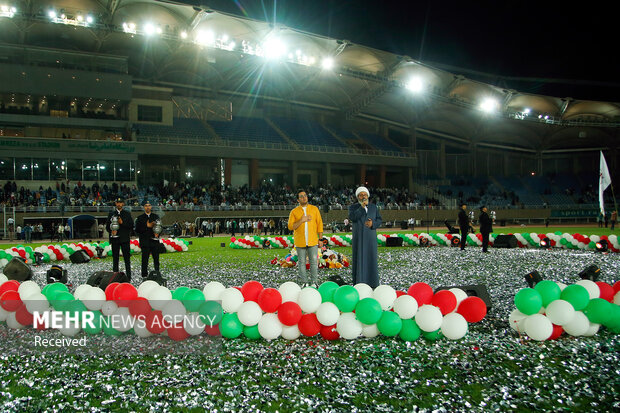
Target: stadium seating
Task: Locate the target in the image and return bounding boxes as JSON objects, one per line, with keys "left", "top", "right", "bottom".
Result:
{"left": 356, "top": 132, "right": 403, "bottom": 153}
{"left": 136, "top": 118, "right": 210, "bottom": 140}
{"left": 208, "top": 117, "right": 286, "bottom": 144}
{"left": 271, "top": 118, "right": 346, "bottom": 148}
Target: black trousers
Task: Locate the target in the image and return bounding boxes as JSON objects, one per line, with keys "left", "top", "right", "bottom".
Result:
{"left": 481, "top": 231, "right": 490, "bottom": 252}
{"left": 460, "top": 227, "right": 468, "bottom": 250}
{"left": 141, "top": 246, "right": 160, "bottom": 278}
{"left": 111, "top": 241, "right": 132, "bottom": 279}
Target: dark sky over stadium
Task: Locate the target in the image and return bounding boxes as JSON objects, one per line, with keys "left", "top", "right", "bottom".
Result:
{"left": 182, "top": 0, "right": 619, "bottom": 102}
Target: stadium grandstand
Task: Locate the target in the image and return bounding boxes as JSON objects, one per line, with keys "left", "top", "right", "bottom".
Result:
{"left": 0, "top": 0, "right": 618, "bottom": 235}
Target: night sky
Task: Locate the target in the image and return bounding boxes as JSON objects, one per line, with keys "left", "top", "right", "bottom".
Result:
{"left": 183, "top": 0, "right": 619, "bottom": 102}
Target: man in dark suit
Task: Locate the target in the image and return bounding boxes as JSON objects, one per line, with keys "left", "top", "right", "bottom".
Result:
{"left": 479, "top": 206, "right": 493, "bottom": 253}
{"left": 457, "top": 203, "right": 469, "bottom": 251}
{"left": 106, "top": 197, "right": 133, "bottom": 279}
{"left": 135, "top": 200, "right": 161, "bottom": 280}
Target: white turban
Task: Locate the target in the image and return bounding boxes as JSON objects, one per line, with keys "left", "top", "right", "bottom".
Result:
{"left": 355, "top": 186, "right": 369, "bottom": 197}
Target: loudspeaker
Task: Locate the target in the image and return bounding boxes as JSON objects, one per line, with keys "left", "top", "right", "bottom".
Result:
{"left": 493, "top": 234, "right": 517, "bottom": 248}
{"left": 87, "top": 271, "right": 130, "bottom": 290}
{"left": 3, "top": 257, "right": 33, "bottom": 281}
{"left": 146, "top": 270, "right": 167, "bottom": 287}
{"left": 386, "top": 237, "right": 403, "bottom": 247}
{"left": 435, "top": 284, "right": 492, "bottom": 310}
{"left": 525, "top": 270, "right": 543, "bottom": 288}
{"left": 70, "top": 250, "right": 90, "bottom": 264}
{"left": 400, "top": 221, "right": 408, "bottom": 230}
{"left": 578, "top": 265, "right": 600, "bottom": 281}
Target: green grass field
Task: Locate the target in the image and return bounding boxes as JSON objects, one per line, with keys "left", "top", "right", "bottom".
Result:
{"left": 1, "top": 226, "right": 619, "bottom": 411}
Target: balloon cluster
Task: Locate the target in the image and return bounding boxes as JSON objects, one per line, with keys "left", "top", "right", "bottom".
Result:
{"left": 512, "top": 232, "right": 619, "bottom": 252}
{"left": 0, "top": 239, "right": 189, "bottom": 269}
{"left": 0, "top": 279, "right": 487, "bottom": 341}
{"left": 510, "top": 279, "right": 620, "bottom": 341}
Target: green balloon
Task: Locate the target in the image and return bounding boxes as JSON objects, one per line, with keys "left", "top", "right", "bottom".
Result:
{"left": 243, "top": 324, "right": 261, "bottom": 340}
{"left": 604, "top": 305, "right": 620, "bottom": 330}
{"left": 42, "top": 253, "right": 50, "bottom": 263}
{"left": 182, "top": 289, "right": 206, "bottom": 312}
{"left": 199, "top": 301, "right": 223, "bottom": 327}
{"left": 377, "top": 311, "right": 403, "bottom": 337}
{"left": 102, "top": 316, "right": 123, "bottom": 336}
{"left": 534, "top": 280, "right": 561, "bottom": 307}
{"left": 399, "top": 319, "right": 421, "bottom": 342}
{"left": 50, "top": 291, "right": 75, "bottom": 311}
{"left": 220, "top": 313, "right": 243, "bottom": 339}
{"left": 584, "top": 298, "right": 611, "bottom": 325}
{"left": 333, "top": 285, "right": 359, "bottom": 313}
{"left": 83, "top": 311, "right": 104, "bottom": 335}
{"left": 318, "top": 281, "right": 339, "bottom": 303}
{"left": 64, "top": 299, "right": 87, "bottom": 318}
{"left": 560, "top": 284, "right": 590, "bottom": 311}
{"left": 43, "top": 283, "right": 69, "bottom": 299}
{"left": 355, "top": 298, "right": 383, "bottom": 325}
{"left": 422, "top": 329, "right": 443, "bottom": 341}
{"left": 172, "top": 287, "right": 190, "bottom": 301}
{"left": 514, "top": 288, "right": 543, "bottom": 315}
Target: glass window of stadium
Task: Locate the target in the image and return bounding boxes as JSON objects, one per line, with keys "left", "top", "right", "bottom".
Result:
{"left": 115, "top": 160, "right": 130, "bottom": 181}
{"left": 50, "top": 159, "right": 66, "bottom": 180}
{"left": 99, "top": 161, "right": 113, "bottom": 181}
{"left": 32, "top": 158, "right": 49, "bottom": 180}
{"left": 83, "top": 161, "right": 98, "bottom": 181}
{"left": 67, "top": 159, "right": 82, "bottom": 180}
{"left": 15, "top": 158, "right": 31, "bottom": 180}
{"left": 0, "top": 158, "right": 12, "bottom": 180}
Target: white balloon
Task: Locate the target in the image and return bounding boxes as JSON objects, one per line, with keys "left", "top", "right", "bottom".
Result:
{"left": 508, "top": 309, "right": 528, "bottom": 332}
{"left": 415, "top": 305, "right": 443, "bottom": 332}
{"left": 237, "top": 301, "right": 263, "bottom": 326}
{"left": 183, "top": 312, "right": 206, "bottom": 336}
{"left": 278, "top": 282, "right": 301, "bottom": 303}
{"left": 298, "top": 287, "right": 322, "bottom": 314}
{"left": 524, "top": 314, "right": 553, "bottom": 341}
{"left": 82, "top": 287, "right": 106, "bottom": 311}
{"left": 203, "top": 281, "right": 226, "bottom": 301}
{"left": 112, "top": 307, "right": 134, "bottom": 332}
{"left": 575, "top": 280, "right": 600, "bottom": 299}
{"left": 316, "top": 302, "right": 340, "bottom": 326}
{"left": 393, "top": 295, "right": 419, "bottom": 319}
{"left": 336, "top": 312, "right": 363, "bottom": 340}
{"left": 545, "top": 299, "right": 575, "bottom": 326}
{"left": 583, "top": 322, "right": 600, "bottom": 337}
{"left": 0, "top": 307, "right": 24, "bottom": 330}
{"left": 101, "top": 300, "right": 118, "bottom": 316}
{"left": 614, "top": 291, "right": 620, "bottom": 305}
{"left": 137, "top": 280, "right": 160, "bottom": 298}
{"left": 0, "top": 306, "right": 11, "bottom": 322}
{"left": 441, "top": 313, "right": 468, "bottom": 340}
{"left": 162, "top": 300, "right": 187, "bottom": 326}
{"left": 258, "top": 313, "right": 282, "bottom": 340}
{"left": 0, "top": 273, "right": 7, "bottom": 283}
{"left": 281, "top": 325, "right": 301, "bottom": 340}
{"left": 220, "top": 288, "right": 244, "bottom": 313}
{"left": 563, "top": 311, "right": 589, "bottom": 336}
{"left": 23, "top": 292, "right": 50, "bottom": 314}
{"left": 354, "top": 283, "right": 373, "bottom": 300}
{"left": 556, "top": 282, "right": 567, "bottom": 291}
{"left": 449, "top": 288, "right": 468, "bottom": 304}
{"left": 133, "top": 320, "right": 154, "bottom": 338}
{"left": 361, "top": 323, "right": 380, "bottom": 338}
{"left": 149, "top": 286, "right": 173, "bottom": 311}
{"left": 73, "top": 284, "right": 92, "bottom": 300}
{"left": 58, "top": 315, "right": 81, "bottom": 336}
{"left": 372, "top": 285, "right": 397, "bottom": 311}
{"left": 18, "top": 280, "right": 41, "bottom": 298}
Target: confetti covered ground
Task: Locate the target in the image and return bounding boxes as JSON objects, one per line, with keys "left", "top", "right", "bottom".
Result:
{"left": 1, "top": 227, "right": 619, "bottom": 411}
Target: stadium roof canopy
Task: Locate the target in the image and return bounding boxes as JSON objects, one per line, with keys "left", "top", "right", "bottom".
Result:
{"left": 1, "top": 0, "right": 619, "bottom": 153}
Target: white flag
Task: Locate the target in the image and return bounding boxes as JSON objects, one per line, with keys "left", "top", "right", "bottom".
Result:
{"left": 599, "top": 151, "right": 611, "bottom": 215}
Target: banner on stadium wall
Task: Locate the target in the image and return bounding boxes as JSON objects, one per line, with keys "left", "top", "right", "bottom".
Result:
{"left": 550, "top": 209, "right": 598, "bottom": 218}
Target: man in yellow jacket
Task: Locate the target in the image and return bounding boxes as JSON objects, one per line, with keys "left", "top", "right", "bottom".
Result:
{"left": 288, "top": 189, "right": 323, "bottom": 287}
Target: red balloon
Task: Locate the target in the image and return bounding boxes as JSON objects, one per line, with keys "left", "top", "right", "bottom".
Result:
{"left": 0, "top": 290, "right": 22, "bottom": 312}
{"left": 85, "top": 249, "right": 94, "bottom": 257}
{"left": 320, "top": 324, "right": 340, "bottom": 340}
{"left": 456, "top": 297, "right": 487, "bottom": 323}
{"left": 15, "top": 304, "right": 33, "bottom": 326}
{"left": 612, "top": 281, "right": 620, "bottom": 294}
{"left": 105, "top": 283, "right": 120, "bottom": 301}
{"left": 167, "top": 323, "right": 190, "bottom": 341}
{"left": 548, "top": 324, "right": 563, "bottom": 340}
{"left": 257, "top": 288, "right": 282, "bottom": 313}
{"left": 113, "top": 283, "right": 138, "bottom": 306}
{"left": 241, "top": 281, "right": 264, "bottom": 302}
{"left": 128, "top": 297, "right": 151, "bottom": 318}
{"left": 205, "top": 324, "right": 221, "bottom": 336}
{"left": 395, "top": 290, "right": 407, "bottom": 298}
{"left": 278, "top": 302, "right": 302, "bottom": 326}
{"left": 298, "top": 314, "right": 321, "bottom": 336}
{"left": 596, "top": 282, "right": 615, "bottom": 302}
{"left": 145, "top": 310, "right": 166, "bottom": 334}
{"left": 408, "top": 282, "right": 433, "bottom": 305}
{"left": 0, "top": 280, "right": 20, "bottom": 297}
{"left": 432, "top": 290, "right": 457, "bottom": 315}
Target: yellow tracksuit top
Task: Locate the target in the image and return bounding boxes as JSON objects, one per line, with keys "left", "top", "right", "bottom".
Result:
{"left": 288, "top": 204, "right": 323, "bottom": 247}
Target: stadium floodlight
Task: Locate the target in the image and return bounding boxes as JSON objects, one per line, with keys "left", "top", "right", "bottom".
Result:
{"left": 122, "top": 22, "right": 137, "bottom": 34}
{"left": 48, "top": 10, "right": 56, "bottom": 19}
{"left": 195, "top": 30, "right": 215, "bottom": 46}
{"left": 406, "top": 77, "right": 424, "bottom": 93}
{"left": 263, "top": 37, "right": 286, "bottom": 60}
{"left": 180, "top": 31, "right": 188, "bottom": 39}
{"left": 144, "top": 23, "right": 157, "bottom": 36}
{"left": 523, "top": 108, "right": 531, "bottom": 115}
{"left": 479, "top": 98, "right": 498, "bottom": 113}
{"left": 321, "top": 57, "right": 334, "bottom": 70}
{"left": 86, "top": 15, "right": 93, "bottom": 24}
{"left": 0, "top": 5, "right": 16, "bottom": 18}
